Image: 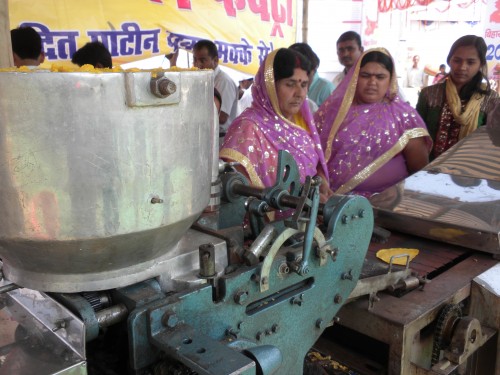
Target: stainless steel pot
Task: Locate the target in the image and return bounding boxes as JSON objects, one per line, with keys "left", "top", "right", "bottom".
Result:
{"left": 0, "top": 69, "right": 215, "bottom": 292}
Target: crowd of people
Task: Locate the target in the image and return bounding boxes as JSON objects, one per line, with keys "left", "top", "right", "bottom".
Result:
{"left": 11, "top": 26, "right": 113, "bottom": 69}
{"left": 11, "top": 25, "right": 500, "bottom": 205}
{"left": 220, "top": 32, "right": 498, "bottom": 204}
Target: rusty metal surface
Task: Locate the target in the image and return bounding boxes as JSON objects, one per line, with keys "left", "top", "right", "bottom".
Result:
{"left": 336, "top": 253, "right": 499, "bottom": 375}
{"left": 362, "top": 230, "right": 471, "bottom": 279}
{"left": 352, "top": 253, "right": 496, "bottom": 325}
{"left": 469, "top": 264, "right": 500, "bottom": 374}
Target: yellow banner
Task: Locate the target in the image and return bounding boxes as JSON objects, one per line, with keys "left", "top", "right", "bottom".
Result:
{"left": 9, "top": 0, "right": 298, "bottom": 74}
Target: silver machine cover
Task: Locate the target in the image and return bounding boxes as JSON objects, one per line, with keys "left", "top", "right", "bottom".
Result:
{"left": 0, "top": 69, "right": 215, "bottom": 291}
{"left": 370, "top": 124, "right": 500, "bottom": 256}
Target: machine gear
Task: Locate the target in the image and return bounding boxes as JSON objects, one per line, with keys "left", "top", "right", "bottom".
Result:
{"left": 431, "top": 303, "right": 463, "bottom": 365}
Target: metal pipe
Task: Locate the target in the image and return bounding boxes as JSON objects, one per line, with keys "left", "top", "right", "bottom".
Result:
{"left": 244, "top": 225, "right": 277, "bottom": 265}
{"left": 231, "top": 184, "right": 267, "bottom": 200}
{"left": 95, "top": 303, "right": 128, "bottom": 329}
{"left": 199, "top": 243, "right": 216, "bottom": 278}
{"left": 302, "top": 0, "right": 309, "bottom": 43}
{"left": 230, "top": 182, "right": 325, "bottom": 215}
{"left": 0, "top": 0, "right": 14, "bottom": 68}
{"left": 0, "top": 283, "right": 20, "bottom": 294}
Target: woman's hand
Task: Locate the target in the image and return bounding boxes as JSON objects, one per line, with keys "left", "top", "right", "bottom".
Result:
{"left": 319, "top": 179, "right": 334, "bottom": 203}
{"left": 315, "top": 170, "right": 334, "bottom": 203}
{"left": 403, "top": 137, "right": 430, "bottom": 174}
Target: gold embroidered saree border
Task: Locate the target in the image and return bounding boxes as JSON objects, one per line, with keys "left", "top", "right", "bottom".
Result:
{"left": 219, "top": 148, "right": 265, "bottom": 188}
{"left": 335, "top": 128, "right": 429, "bottom": 194}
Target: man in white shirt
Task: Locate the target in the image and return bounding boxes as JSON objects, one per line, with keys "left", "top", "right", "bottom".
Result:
{"left": 237, "top": 77, "right": 254, "bottom": 116}
{"left": 193, "top": 40, "right": 238, "bottom": 135}
{"left": 332, "top": 31, "right": 363, "bottom": 88}
{"left": 404, "top": 55, "right": 426, "bottom": 107}
{"left": 405, "top": 55, "right": 425, "bottom": 89}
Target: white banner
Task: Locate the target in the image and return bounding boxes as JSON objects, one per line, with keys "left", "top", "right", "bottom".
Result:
{"left": 484, "top": 1, "right": 500, "bottom": 83}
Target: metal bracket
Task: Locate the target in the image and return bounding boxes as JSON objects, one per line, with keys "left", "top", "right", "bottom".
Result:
{"left": 150, "top": 322, "right": 256, "bottom": 375}
{"left": 259, "top": 227, "right": 326, "bottom": 292}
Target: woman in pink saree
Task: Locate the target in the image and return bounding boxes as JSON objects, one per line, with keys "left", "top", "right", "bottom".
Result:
{"left": 220, "top": 48, "right": 329, "bottom": 194}
{"left": 314, "top": 48, "right": 432, "bottom": 197}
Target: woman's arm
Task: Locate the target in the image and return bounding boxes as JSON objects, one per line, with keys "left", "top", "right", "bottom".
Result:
{"left": 403, "top": 137, "right": 429, "bottom": 174}
{"left": 316, "top": 169, "right": 334, "bottom": 203}
{"left": 415, "top": 88, "right": 428, "bottom": 120}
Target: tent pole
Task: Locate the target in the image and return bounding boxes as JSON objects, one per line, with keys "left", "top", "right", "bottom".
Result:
{"left": 0, "top": 0, "right": 13, "bottom": 68}
{"left": 302, "top": 0, "right": 308, "bottom": 43}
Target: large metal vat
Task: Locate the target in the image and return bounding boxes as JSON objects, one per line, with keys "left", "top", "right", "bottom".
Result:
{"left": 0, "top": 69, "right": 215, "bottom": 292}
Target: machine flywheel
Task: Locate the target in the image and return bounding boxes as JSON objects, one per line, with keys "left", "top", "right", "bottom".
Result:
{"left": 431, "top": 303, "right": 463, "bottom": 365}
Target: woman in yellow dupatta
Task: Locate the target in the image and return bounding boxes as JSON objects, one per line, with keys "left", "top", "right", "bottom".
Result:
{"left": 417, "top": 35, "right": 499, "bottom": 160}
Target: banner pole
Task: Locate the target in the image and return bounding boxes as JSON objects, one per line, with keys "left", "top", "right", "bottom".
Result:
{"left": 302, "top": 0, "right": 308, "bottom": 43}
{"left": 0, "top": 0, "right": 13, "bottom": 68}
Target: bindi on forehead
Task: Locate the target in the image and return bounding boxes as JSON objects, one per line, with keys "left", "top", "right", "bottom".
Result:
{"left": 286, "top": 77, "right": 308, "bottom": 84}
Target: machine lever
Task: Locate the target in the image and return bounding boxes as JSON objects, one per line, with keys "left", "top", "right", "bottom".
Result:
{"left": 0, "top": 283, "right": 20, "bottom": 294}
{"left": 297, "top": 185, "right": 321, "bottom": 276}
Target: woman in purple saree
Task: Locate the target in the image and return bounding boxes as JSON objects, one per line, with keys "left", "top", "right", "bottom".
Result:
{"left": 314, "top": 48, "right": 432, "bottom": 197}
{"left": 220, "top": 48, "right": 329, "bottom": 195}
